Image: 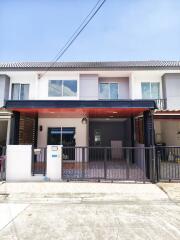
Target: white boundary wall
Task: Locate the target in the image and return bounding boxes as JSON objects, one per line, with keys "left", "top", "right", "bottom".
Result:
{"left": 6, "top": 145, "right": 64, "bottom": 181}
{"left": 6, "top": 145, "right": 32, "bottom": 181}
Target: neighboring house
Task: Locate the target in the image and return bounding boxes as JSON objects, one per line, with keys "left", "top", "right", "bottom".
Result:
{"left": 0, "top": 61, "right": 180, "bottom": 181}
{"left": 0, "top": 74, "right": 11, "bottom": 154}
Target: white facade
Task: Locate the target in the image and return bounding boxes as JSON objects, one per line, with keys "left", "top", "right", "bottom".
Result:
{"left": 1, "top": 69, "right": 180, "bottom": 104}
{"left": 1, "top": 67, "right": 180, "bottom": 148}
{"left": 131, "top": 71, "right": 164, "bottom": 99}
{"left": 38, "top": 117, "right": 88, "bottom": 148}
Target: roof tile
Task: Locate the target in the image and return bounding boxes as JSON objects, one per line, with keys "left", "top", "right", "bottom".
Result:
{"left": 0, "top": 61, "right": 180, "bottom": 71}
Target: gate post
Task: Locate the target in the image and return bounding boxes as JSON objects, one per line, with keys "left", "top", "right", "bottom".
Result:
{"left": 156, "top": 150, "right": 161, "bottom": 182}
{"left": 82, "top": 147, "right": 85, "bottom": 179}
{"left": 46, "top": 145, "right": 63, "bottom": 181}
{"left": 126, "top": 148, "right": 130, "bottom": 180}
{"left": 104, "top": 148, "right": 107, "bottom": 179}
{"left": 143, "top": 110, "right": 155, "bottom": 180}
{"left": 31, "top": 146, "right": 35, "bottom": 176}
{"left": 150, "top": 146, "right": 156, "bottom": 183}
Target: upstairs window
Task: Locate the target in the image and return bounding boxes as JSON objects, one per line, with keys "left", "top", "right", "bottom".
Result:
{"left": 99, "top": 83, "right": 118, "bottom": 99}
{"left": 48, "top": 80, "right": 77, "bottom": 97}
{"left": 11, "top": 84, "right": 29, "bottom": 100}
{"left": 141, "top": 82, "right": 160, "bottom": 99}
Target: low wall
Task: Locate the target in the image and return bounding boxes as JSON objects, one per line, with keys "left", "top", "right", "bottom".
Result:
{"left": 6, "top": 145, "right": 33, "bottom": 181}
{"left": 6, "top": 145, "right": 63, "bottom": 181}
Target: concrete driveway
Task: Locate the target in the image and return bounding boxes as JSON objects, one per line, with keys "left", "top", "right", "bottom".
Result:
{"left": 0, "top": 182, "right": 180, "bottom": 240}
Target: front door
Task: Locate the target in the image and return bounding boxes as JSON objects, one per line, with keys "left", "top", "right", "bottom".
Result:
{"left": 47, "top": 127, "right": 75, "bottom": 160}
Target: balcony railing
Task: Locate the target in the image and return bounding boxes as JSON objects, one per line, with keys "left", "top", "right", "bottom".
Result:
{"left": 154, "top": 99, "right": 166, "bottom": 110}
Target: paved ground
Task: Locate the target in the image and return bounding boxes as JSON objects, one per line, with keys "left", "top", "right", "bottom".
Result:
{"left": 0, "top": 182, "right": 180, "bottom": 240}
{"left": 157, "top": 182, "right": 180, "bottom": 202}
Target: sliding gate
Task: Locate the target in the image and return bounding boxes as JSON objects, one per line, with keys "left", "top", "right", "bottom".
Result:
{"left": 62, "top": 147, "right": 155, "bottom": 182}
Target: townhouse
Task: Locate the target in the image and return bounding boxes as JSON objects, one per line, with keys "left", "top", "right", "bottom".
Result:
{"left": 0, "top": 61, "right": 180, "bottom": 182}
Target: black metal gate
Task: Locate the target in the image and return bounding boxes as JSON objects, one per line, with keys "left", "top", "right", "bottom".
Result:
{"left": 156, "top": 146, "right": 180, "bottom": 182}
{"left": 32, "top": 147, "right": 47, "bottom": 175}
{"left": 62, "top": 146, "right": 155, "bottom": 182}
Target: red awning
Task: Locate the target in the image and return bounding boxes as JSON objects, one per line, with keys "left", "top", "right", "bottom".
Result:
{"left": 7, "top": 107, "right": 148, "bottom": 118}
{"left": 6, "top": 100, "right": 156, "bottom": 118}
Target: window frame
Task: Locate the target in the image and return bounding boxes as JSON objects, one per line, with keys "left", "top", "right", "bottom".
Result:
{"left": 11, "top": 83, "right": 30, "bottom": 100}
{"left": 141, "top": 82, "right": 160, "bottom": 99}
{"left": 48, "top": 80, "right": 77, "bottom": 97}
{"left": 47, "top": 127, "right": 76, "bottom": 145}
{"left": 99, "top": 82, "right": 119, "bottom": 100}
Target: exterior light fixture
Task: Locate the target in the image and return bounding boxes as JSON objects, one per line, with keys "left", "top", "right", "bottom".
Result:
{"left": 81, "top": 117, "right": 87, "bottom": 124}
{"left": 39, "top": 125, "right": 43, "bottom": 131}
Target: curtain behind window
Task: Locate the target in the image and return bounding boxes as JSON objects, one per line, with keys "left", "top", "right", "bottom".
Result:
{"left": 11, "top": 84, "right": 20, "bottom": 100}
{"left": 20, "top": 84, "right": 29, "bottom": 100}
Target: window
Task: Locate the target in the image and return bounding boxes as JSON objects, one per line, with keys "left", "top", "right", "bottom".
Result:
{"left": 48, "top": 80, "right": 77, "bottom": 97}
{"left": 99, "top": 83, "right": 109, "bottom": 99}
{"left": 47, "top": 127, "right": 76, "bottom": 160}
{"left": 11, "top": 84, "right": 29, "bottom": 100}
{"left": 99, "top": 83, "right": 118, "bottom": 99}
{"left": 94, "top": 129, "right": 101, "bottom": 146}
{"left": 48, "top": 80, "right": 62, "bottom": 97}
{"left": 141, "top": 82, "right": 160, "bottom": 99}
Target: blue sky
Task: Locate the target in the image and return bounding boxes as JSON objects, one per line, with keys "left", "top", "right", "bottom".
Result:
{"left": 0, "top": 0, "right": 180, "bottom": 61}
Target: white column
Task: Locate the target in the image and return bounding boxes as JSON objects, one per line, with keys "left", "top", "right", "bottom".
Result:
{"left": 129, "top": 73, "right": 133, "bottom": 99}
{"left": 46, "top": 145, "right": 62, "bottom": 181}
{"left": 6, "top": 118, "right": 11, "bottom": 145}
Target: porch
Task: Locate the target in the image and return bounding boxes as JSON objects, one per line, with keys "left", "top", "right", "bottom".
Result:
{"left": 6, "top": 99, "right": 156, "bottom": 148}
{"left": 4, "top": 99, "right": 156, "bottom": 182}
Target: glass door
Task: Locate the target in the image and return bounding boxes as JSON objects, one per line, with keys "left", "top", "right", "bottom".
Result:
{"left": 62, "top": 128, "right": 75, "bottom": 160}
{"left": 47, "top": 127, "right": 75, "bottom": 160}
{"left": 61, "top": 128, "right": 76, "bottom": 146}
{"left": 47, "top": 128, "right": 61, "bottom": 145}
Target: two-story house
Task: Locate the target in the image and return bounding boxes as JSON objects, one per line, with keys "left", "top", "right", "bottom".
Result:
{"left": 1, "top": 61, "right": 180, "bottom": 182}
{"left": 0, "top": 62, "right": 159, "bottom": 149}
{"left": 0, "top": 74, "right": 11, "bottom": 155}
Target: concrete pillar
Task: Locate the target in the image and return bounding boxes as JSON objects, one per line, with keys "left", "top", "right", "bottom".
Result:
{"left": 143, "top": 110, "right": 155, "bottom": 180}
{"left": 46, "top": 145, "right": 62, "bottom": 181}
{"left": 12, "top": 111, "right": 20, "bottom": 144}
{"left": 143, "top": 110, "right": 155, "bottom": 147}
{"left": 6, "top": 118, "right": 11, "bottom": 145}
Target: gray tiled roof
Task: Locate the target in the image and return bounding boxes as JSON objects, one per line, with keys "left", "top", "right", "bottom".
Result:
{"left": 0, "top": 61, "right": 180, "bottom": 71}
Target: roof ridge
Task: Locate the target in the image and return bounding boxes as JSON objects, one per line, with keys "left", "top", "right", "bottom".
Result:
{"left": 0, "top": 60, "right": 180, "bottom": 70}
